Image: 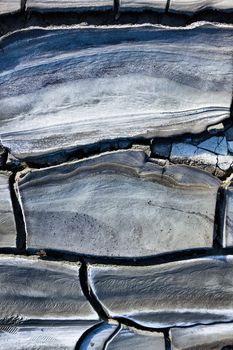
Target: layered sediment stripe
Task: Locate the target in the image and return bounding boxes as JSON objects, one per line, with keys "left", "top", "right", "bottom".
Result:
{"left": 88, "top": 256, "right": 233, "bottom": 328}
{"left": 26, "top": 0, "right": 114, "bottom": 12}
{"left": 0, "top": 323, "right": 100, "bottom": 350}
{"left": 16, "top": 150, "right": 219, "bottom": 257}
{"left": 0, "top": 0, "right": 21, "bottom": 15}
{"left": 0, "top": 255, "right": 98, "bottom": 321}
{"left": 169, "top": 0, "right": 233, "bottom": 14}
{"left": 0, "top": 23, "right": 232, "bottom": 162}
{"left": 119, "top": 0, "right": 167, "bottom": 12}
{"left": 170, "top": 323, "right": 233, "bottom": 349}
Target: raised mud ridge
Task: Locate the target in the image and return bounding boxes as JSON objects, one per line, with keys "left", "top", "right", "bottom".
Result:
{"left": 0, "top": 1, "right": 233, "bottom": 349}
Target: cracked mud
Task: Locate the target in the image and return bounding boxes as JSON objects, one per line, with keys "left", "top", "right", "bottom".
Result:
{"left": 0, "top": 1, "right": 233, "bottom": 349}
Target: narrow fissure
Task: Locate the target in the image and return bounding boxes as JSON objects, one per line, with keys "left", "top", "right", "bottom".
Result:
{"left": 164, "top": 329, "right": 172, "bottom": 350}
{"left": 213, "top": 186, "right": 227, "bottom": 248}
{"left": 20, "top": 0, "right": 27, "bottom": 12}
{"left": 113, "top": 0, "right": 120, "bottom": 17}
{"left": 165, "top": 0, "right": 171, "bottom": 13}
{"left": 8, "top": 172, "right": 26, "bottom": 252}
{"left": 10, "top": 245, "right": 233, "bottom": 267}
{"left": 103, "top": 323, "right": 122, "bottom": 350}
{"left": 74, "top": 321, "right": 107, "bottom": 350}
{"left": 113, "top": 316, "right": 170, "bottom": 334}
{"left": 79, "top": 260, "right": 109, "bottom": 322}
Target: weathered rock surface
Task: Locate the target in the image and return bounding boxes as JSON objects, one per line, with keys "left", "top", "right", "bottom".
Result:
{"left": 16, "top": 150, "right": 219, "bottom": 257}
{"left": 207, "top": 123, "right": 224, "bottom": 135}
{"left": 169, "top": 0, "right": 233, "bottom": 14}
{"left": 27, "top": 0, "right": 113, "bottom": 12}
{"left": 170, "top": 140, "right": 233, "bottom": 174}
{"left": 0, "top": 23, "right": 232, "bottom": 162}
{"left": 107, "top": 326, "right": 165, "bottom": 350}
{"left": 0, "top": 255, "right": 98, "bottom": 321}
{"left": 88, "top": 256, "right": 233, "bottom": 328}
{"left": 0, "top": 0, "right": 21, "bottom": 15}
{"left": 151, "top": 141, "right": 171, "bottom": 158}
{"left": 170, "top": 142, "right": 218, "bottom": 170}
{"left": 170, "top": 323, "right": 233, "bottom": 350}
{"left": 0, "top": 172, "right": 17, "bottom": 248}
{"left": 0, "top": 322, "right": 98, "bottom": 350}
{"left": 119, "top": 0, "right": 166, "bottom": 12}
{"left": 198, "top": 136, "right": 228, "bottom": 156}
{"left": 217, "top": 155, "right": 233, "bottom": 171}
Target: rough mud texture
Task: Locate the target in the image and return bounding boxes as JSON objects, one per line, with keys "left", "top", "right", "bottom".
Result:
{"left": 170, "top": 323, "right": 233, "bottom": 350}
{"left": 1, "top": 24, "right": 232, "bottom": 164}
{"left": 0, "top": 1, "right": 233, "bottom": 349}
{"left": 88, "top": 256, "right": 233, "bottom": 328}
{"left": 16, "top": 150, "right": 219, "bottom": 257}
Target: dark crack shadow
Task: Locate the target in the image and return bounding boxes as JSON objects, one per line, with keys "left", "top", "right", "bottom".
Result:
{"left": 0, "top": 9, "right": 233, "bottom": 36}
{"left": 103, "top": 324, "right": 121, "bottom": 350}
{"left": 164, "top": 329, "right": 172, "bottom": 350}
{"left": 9, "top": 172, "right": 26, "bottom": 251}
{"left": 74, "top": 321, "right": 106, "bottom": 350}
{"left": 213, "top": 186, "right": 227, "bottom": 248}
{"left": 79, "top": 261, "right": 109, "bottom": 322}
{"left": 23, "top": 246, "right": 233, "bottom": 267}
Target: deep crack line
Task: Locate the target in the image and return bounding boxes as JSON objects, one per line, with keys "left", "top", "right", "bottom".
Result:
{"left": 11, "top": 246, "right": 233, "bottom": 267}
{"left": 74, "top": 321, "right": 107, "bottom": 350}
{"left": 114, "top": 0, "right": 120, "bottom": 16}
{"left": 213, "top": 186, "right": 227, "bottom": 248}
{"left": 164, "top": 329, "right": 172, "bottom": 350}
{"left": 79, "top": 261, "right": 110, "bottom": 322}
{"left": 103, "top": 323, "right": 122, "bottom": 350}
{"left": 21, "top": 0, "right": 27, "bottom": 12}
{"left": 9, "top": 172, "right": 26, "bottom": 251}
{"left": 165, "top": 0, "right": 171, "bottom": 13}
